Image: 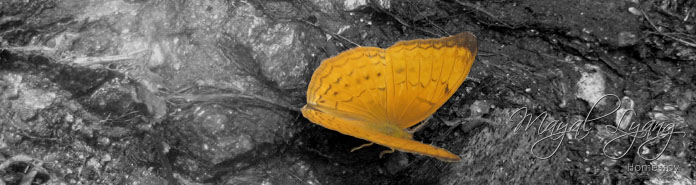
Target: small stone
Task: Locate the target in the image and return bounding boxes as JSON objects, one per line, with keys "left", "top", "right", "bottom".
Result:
{"left": 343, "top": 0, "right": 366, "bottom": 10}
{"left": 343, "top": 0, "right": 390, "bottom": 11}
{"left": 87, "top": 157, "right": 101, "bottom": 169}
{"left": 102, "top": 154, "right": 112, "bottom": 162}
{"left": 641, "top": 146, "right": 650, "bottom": 155}
{"left": 148, "top": 43, "right": 165, "bottom": 68}
{"left": 576, "top": 64, "right": 606, "bottom": 106}
{"left": 384, "top": 152, "right": 409, "bottom": 174}
{"left": 64, "top": 114, "right": 74, "bottom": 123}
{"left": 628, "top": 7, "right": 642, "bottom": 16}
{"left": 663, "top": 104, "right": 678, "bottom": 111}
{"left": 469, "top": 100, "right": 491, "bottom": 117}
{"left": 618, "top": 31, "right": 639, "bottom": 47}
{"left": 601, "top": 159, "right": 618, "bottom": 167}
{"left": 615, "top": 96, "right": 635, "bottom": 130}
{"left": 98, "top": 137, "right": 111, "bottom": 145}
{"left": 677, "top": 90, "right": 695, "bottom": 111}
{"left": 1, "top": 73, "right": 21, "bottom": 100}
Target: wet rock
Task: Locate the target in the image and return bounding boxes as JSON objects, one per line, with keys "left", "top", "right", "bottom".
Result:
{"left": 6, "top": 0, "right": 312, "bottom": 183}
{"left": 81, "top": 78, "right": 141, "bottom": 118}
{"left": 168, "top": 103, "right": 291, "bottom": 166}
{"left": 216, "top": 2, "right": 321, "bottom": 91}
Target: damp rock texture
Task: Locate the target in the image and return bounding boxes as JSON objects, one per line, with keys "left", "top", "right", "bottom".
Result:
{"left": 1, "top": 0, "right": 695, "bottom": 184}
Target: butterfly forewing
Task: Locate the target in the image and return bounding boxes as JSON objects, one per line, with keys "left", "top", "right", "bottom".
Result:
{"left": 385, "top": 32, "right": 478, "bottom": 129}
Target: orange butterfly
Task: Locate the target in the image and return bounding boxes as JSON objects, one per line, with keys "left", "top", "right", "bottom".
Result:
{"left": 302, "top": 32, "right": 478, "bottom": 162}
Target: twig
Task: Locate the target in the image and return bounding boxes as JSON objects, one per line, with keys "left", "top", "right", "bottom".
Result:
{"left": 455, "top": 0, "right": 498, "bottom": 21}
{"left": 643, "top": 10, "right": 696, "bottom": 47}
{"left": 297, "top": 19, "right": 361, "bottom": 47}
{"left": 685, "top": 8, "right": 692, "bottom": 22}
{"left": 3, "top": 46, "right": 57, "bottom": 52}
{"left": 648, "top": 31, "right": 696, "bottom": 47}
{"left": 455, "top": 0, "right": 518, "bottom": 28}
{"left": 425, "top": 16, "right": 449, "bottom": 36}
{"left": 168, "top": 93, "right": 301, "bottom": 112}
{"left": 642, "top": 10, "right": 661, "bottom": 32}
{"left": 330, "top": 29, "right": 361, "bottom": 47}
{"left": 5, "top": 116, "right": 59, "bottom": 141}
{"left": 463, "top": 117, "right": 500, "bottom": 126}
{"left": 73, "top": 49, "right": 149, "bottom": 66}
{"left": 413, "top": 6, "right": 450, "bottom": 36}
{"left": 0, "top": 154, "right": 47, "bottom": 185}
{"left": 384, "top": 11, "right": 443, "bottom": 37}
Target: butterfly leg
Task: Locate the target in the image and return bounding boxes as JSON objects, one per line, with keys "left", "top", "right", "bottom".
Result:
{"left": 406, "top": 115, "right": 432, "bottom": 134}
{"left": 350, "top": 142, "right": 374, "bottom": 152}
{"left": 379, "top": 148, "right": 395, "bottom": 158}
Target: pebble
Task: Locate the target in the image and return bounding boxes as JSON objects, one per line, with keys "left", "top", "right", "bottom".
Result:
{"left": 615, "top": 96, "right": 635, "bottom": 130}
{"left": 628, "top": 7, "right": 642, "bottom": 16}
{"left": 600, "top": 159, "right": 617, "bottom": 167}
{"left": 469, "top": 100, "right": 491, "bottom": 118}
{"left": 384, "top": 153, "right": 409, "bottom": 174}
{"left": 343, "top": 0, "right": 390, "bottom": 11}
{"left": 618, "top": 31, "right": 639, "bottom": 47}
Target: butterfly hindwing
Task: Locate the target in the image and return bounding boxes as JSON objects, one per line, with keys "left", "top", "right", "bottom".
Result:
{"left": 305, "top": 47, "right": 389, "bottom": 123}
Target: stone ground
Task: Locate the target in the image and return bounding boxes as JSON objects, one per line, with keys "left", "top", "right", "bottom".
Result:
{"left": 0, "top": 0, "right": 695, "bottom": 184}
